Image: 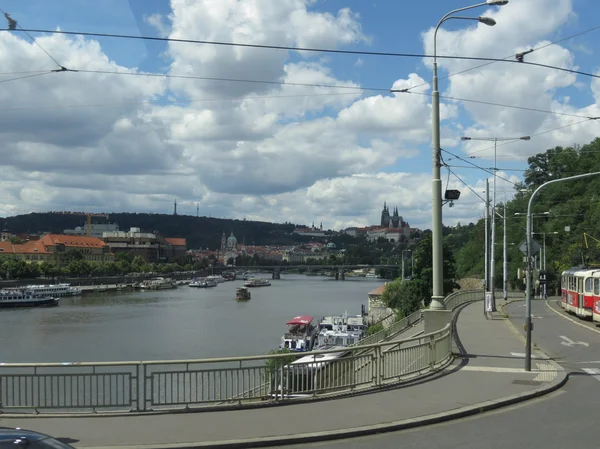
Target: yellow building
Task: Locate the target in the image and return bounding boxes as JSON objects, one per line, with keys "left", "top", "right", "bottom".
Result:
{"left": 0, "top": 234, "right": 114, "bottom": 265}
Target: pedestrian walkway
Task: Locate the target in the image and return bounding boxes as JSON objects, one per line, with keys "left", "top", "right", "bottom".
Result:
{"left": 0, "top": 301, "right": 565, "bottom": 449}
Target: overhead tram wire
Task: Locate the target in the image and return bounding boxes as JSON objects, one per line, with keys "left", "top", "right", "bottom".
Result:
{"left": 0, "top": 71, "right": 54, "bottom": 83}
{"left": 4, "top": 28, "right": 600, "bottom": 81}
{"left": 400, "top": 23, "right": 600, "bottom": 93}
{"left": 467, "top": 117, "right": 600, "bottom": 157}
{"left": 0, "top": 66, "right": 594, "bottom": 123}
{"left": 0, "top": 7, "right": 67, "bottom": 71}
{"left": 445, "top": 166, "right": 486, "bottom": 203}
{"left": 440, "top": 148, "right": 521, "bottom": 187}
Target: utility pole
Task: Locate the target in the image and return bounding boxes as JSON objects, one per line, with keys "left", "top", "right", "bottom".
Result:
{"left": 503, "top": 202, "right": 508, "bottom": 301}
{"left": 484, "top": 178, "right": 490, "bottom": 293}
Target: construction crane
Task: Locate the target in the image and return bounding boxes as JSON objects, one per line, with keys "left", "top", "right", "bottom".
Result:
{"left": 1, "top": 207, "right": 109, "bottom": 237}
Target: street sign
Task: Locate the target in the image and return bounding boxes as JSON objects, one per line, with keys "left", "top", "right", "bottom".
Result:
{"left": 519, "top": 239, "right": 541, "bottom": 255}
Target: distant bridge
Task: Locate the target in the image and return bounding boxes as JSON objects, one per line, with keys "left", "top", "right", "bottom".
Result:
{"left": 228, "top": 264, "right": 402, "bottom": 280}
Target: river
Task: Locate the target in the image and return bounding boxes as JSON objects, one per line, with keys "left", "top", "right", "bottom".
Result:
{"left": 0, "top": 274, "right": 384, "bottom": 363}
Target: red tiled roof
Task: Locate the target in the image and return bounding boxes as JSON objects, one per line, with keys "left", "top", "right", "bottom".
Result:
{"left": 41, "top": 234, "right": 108, "bottom": 248}
{"left": 0, "top": 240, "right": 51, "bottom": 254}
{"left": 369, "top": 285, "right": 386, "bottom": 296}
{"left": 165, "top": 237, "right": 186, "bottom": 247}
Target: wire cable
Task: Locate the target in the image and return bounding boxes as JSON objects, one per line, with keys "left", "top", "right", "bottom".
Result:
{"left": 0, "top": 7, "right": 66, "bottom": 70}
{"left": 4, "top": 28, "right": 600, "bottom": 80}
{"left": 445, "top": 167, "right": 486, "bottom": 202}
{"left": 402, "top": 23, "right": 600, "bottom": 93}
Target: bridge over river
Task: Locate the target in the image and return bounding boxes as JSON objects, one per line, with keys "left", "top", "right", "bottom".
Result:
{"left": 233, "top": 264, "right": 402, "bottom": 279}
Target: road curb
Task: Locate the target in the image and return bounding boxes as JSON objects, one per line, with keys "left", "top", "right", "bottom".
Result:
{"left": 83, "top": 370, "right": 568, "bottom": 449}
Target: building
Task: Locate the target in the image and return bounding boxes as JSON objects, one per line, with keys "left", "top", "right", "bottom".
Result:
{"left": 40, "top": 234, "right": 114, "bottom": 265}
{"left": 293, "top": 223, "right": 326, "bottom": 237}
{"left": 64, "top": 222, "right": 119, "bottom": 239}
{"left": 102, "top": 228, "right": 187, "bottom": 262}
{"left": 0, "top": 234, "right": 115, "bottom": 266}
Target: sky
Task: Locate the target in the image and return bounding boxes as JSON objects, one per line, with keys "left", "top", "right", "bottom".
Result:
{"left": 0, "top": 0, "right": 598, "bottom": 231}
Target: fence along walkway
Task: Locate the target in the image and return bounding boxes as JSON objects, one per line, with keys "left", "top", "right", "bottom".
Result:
{"left": 0, "top": 289, "right": 486, "bottom": 415}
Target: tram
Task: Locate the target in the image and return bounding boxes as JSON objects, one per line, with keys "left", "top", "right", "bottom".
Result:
{"left": 560, "top": 267, "right": 600, "bottom": 320}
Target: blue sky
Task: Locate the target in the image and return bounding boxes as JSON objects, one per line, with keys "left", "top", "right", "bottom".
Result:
{"left": 0, "top": 0, "right": 598, "bottom": 229}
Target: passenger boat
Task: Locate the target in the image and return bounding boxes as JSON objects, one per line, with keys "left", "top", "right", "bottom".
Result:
{"left": 206, "top": 275, "right": 225, "bottom": 284}
{"left": 313, "top": 312, "right": 368, "bottom": 350}
{"left": 139, "top": 277, "right": 177, "bottom": 290}
{"left": 20, "top": 283, "right": 81, "bottom": 297}
{"left": 244, "top": 278, "right": 271, "bottom": 287}
{"left": 236, "top": 287, "right": 251, "bottom": 301}
{"left": 189, "top": 278, "right": 217, "bottom": 288}
{"left": 278, "top": 315, "right": 318, "bottom": 352}
{"left": 0, "top": 290, "right": 59, "bottom": 308}
{"left": 276, "top": 312, "right": 368, "bottom": 395}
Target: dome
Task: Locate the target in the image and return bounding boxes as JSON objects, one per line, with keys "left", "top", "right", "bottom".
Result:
{"left": 326, "top": 242, "right": 336, "bottom": 249}
{"left": 227, "top": 233, "right": 238, "bottom": 248}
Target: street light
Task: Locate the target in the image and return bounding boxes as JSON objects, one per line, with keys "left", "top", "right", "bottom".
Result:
{"left": 461, "top": 135, "right": 530, "bottom": 311}
{"left": 431, "top": 0, "right": 508, "bottom": 310}
{"left": 525, "top": 172, "right": 600, "bottom": 371}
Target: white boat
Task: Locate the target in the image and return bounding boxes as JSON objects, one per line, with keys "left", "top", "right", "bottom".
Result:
{"left": 244, "top": 278, "right": 271, "bottom": 287}
{"left": 313, "top": 312, "right": 368, "bottom": 350}
{"left": 189, "top": 278, "right": 217, "bottom": 288}
{"left": 0, "top": 290, "right": 59, "bottom": 308}
{"left": 139, "top": 277, "right": 177, "bottom": 290}
{"left": 206, "top": 275, "right": 225, "bottom": 284}
{"left": 278, "top": 316, "right": 318, "bottom": 352}
{"left": 277, "top": 312, "right": 367, "bottom": 394}
{"left": 20, "top": 283, "right": 81, "bottom": 297}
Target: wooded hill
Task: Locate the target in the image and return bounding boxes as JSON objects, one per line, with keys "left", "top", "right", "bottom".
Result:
{"left": 454, "top": 137, "right": 600, "bottom": 292}
{"left": 0, "top": 212, "right": 308, "bottom": 250}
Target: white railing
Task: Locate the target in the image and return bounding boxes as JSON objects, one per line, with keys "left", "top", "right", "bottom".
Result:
{"left": 0, "top": 288, "right": 484, "bottom": 415}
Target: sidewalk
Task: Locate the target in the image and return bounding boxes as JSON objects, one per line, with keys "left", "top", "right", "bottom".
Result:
{"left": 0, "top": 301, "right": 566, "bottom": 449}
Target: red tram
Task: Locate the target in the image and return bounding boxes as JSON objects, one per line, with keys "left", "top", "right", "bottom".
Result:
{"left": 560, "top": 267, "right": 600, "bottom": 320}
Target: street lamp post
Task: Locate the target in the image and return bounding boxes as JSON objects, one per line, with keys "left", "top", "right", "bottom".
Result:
{"left": 532, "top": 232, "right": 559, "bottom": 299}
{"left": 431, "top": 0, "right": 508, "bottom": 310}
{"left": 401, "top": 249, "right": 412, "bottom": 280}
{"left": 525, "top": 172, "right": 600, "bottom": 371}
{"left": 461, "top": 135, "right": 530, "bottom": 311}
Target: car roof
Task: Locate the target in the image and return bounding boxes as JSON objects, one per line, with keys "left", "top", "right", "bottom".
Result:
{"left": 0, "top": 427, "right": 49, "bottom": 441}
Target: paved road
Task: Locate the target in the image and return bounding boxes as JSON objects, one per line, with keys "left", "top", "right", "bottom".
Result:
{"left": 276, "top": 298, "right": 600, "bottom": 449}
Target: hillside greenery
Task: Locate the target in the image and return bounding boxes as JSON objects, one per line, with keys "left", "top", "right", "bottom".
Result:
{"left": 454, "top": 137, "right": 600, "bottom": 294}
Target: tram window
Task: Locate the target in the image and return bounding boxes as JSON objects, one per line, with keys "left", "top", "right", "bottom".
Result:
{"left": 586, "top": 278, "right": 593, "bottom": 293}
{"left": 595, "top": 279, "right": 600, "bottom": 295}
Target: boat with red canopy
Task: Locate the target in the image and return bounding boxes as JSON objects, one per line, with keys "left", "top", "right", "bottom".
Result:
{"left": 278, "top": 315, "right": 318, "bottom": 352}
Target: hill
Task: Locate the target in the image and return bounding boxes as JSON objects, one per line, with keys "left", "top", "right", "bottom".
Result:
{"left": 0, "top": 212, "right": 308, "bottom": 249}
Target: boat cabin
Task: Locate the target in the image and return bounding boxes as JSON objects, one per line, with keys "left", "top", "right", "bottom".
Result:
{"left": 279, "top": 315, "right": 317, "bottom": 352}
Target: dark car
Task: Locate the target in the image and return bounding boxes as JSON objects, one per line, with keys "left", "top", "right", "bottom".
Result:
{"left": 0, "top": 427, "right": 75, "bottom": 449}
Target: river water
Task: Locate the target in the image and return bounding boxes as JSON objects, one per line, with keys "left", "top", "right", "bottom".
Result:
{"left": 0, "top": 274, "right": 384, "bottom": 363}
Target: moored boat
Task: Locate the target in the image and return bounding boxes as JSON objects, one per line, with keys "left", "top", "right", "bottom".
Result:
{"left": 278, "top": 315, "right": 318, "bottom": 352}
{"left": 189, "top": 277, "right": 217, "bottom": 288}
{"left": 18, "top": 283, "right": 81, "bottom": 297}
{"left": 0, "top": 290, "right": 59, "bottom": 309}
{"left": 139, "top": 277, "right": 177, "bottom": 290}
{"left": 244, "top": 278, "right": 271, "bottom": 287}
{"left": 313, "top": 312, "right": 368, "bottom": 350}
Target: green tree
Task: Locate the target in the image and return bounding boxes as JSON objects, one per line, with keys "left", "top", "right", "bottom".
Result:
{"left": 381, "top": 277, "right": 426, "bottom": 317}
{"left": 412, "top": 232, "right": 460, "bottom": 306}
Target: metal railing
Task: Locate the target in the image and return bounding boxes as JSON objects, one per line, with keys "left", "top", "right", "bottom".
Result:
{"left": 0, "top": 325, "right": 451, "bottom": 415}
{"left": 355, "top": 309, "right": 422, "bottom": 347}
{"left": 0, "top": 288, "right": 483, "bottom": 415}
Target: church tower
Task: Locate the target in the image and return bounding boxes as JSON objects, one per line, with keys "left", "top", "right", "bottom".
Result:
{"left": 380, "top": 202, "right": 390, "bottom": 227}
{"left": 392, "top": 207, "right": 400, "bottom": 228}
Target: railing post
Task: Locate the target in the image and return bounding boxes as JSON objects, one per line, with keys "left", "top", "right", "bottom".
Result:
{"left": 429, "top": 334, "right": 436, "bottom": 369}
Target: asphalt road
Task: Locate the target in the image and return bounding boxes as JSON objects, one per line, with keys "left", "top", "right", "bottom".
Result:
{"left": 275, "top": 298, "right": 600, "bottom": 449}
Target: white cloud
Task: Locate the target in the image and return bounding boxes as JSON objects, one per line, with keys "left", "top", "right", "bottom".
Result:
{"left": 0, "top": 0, "right": 597, "bottom": 235}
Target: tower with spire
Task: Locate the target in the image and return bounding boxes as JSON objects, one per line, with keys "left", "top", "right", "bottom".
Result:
{"left": 380, "top": 202, "right": 391, "bottom": 227}
{"left": 173, "top": 199, "right": 177, "bottom": 216}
